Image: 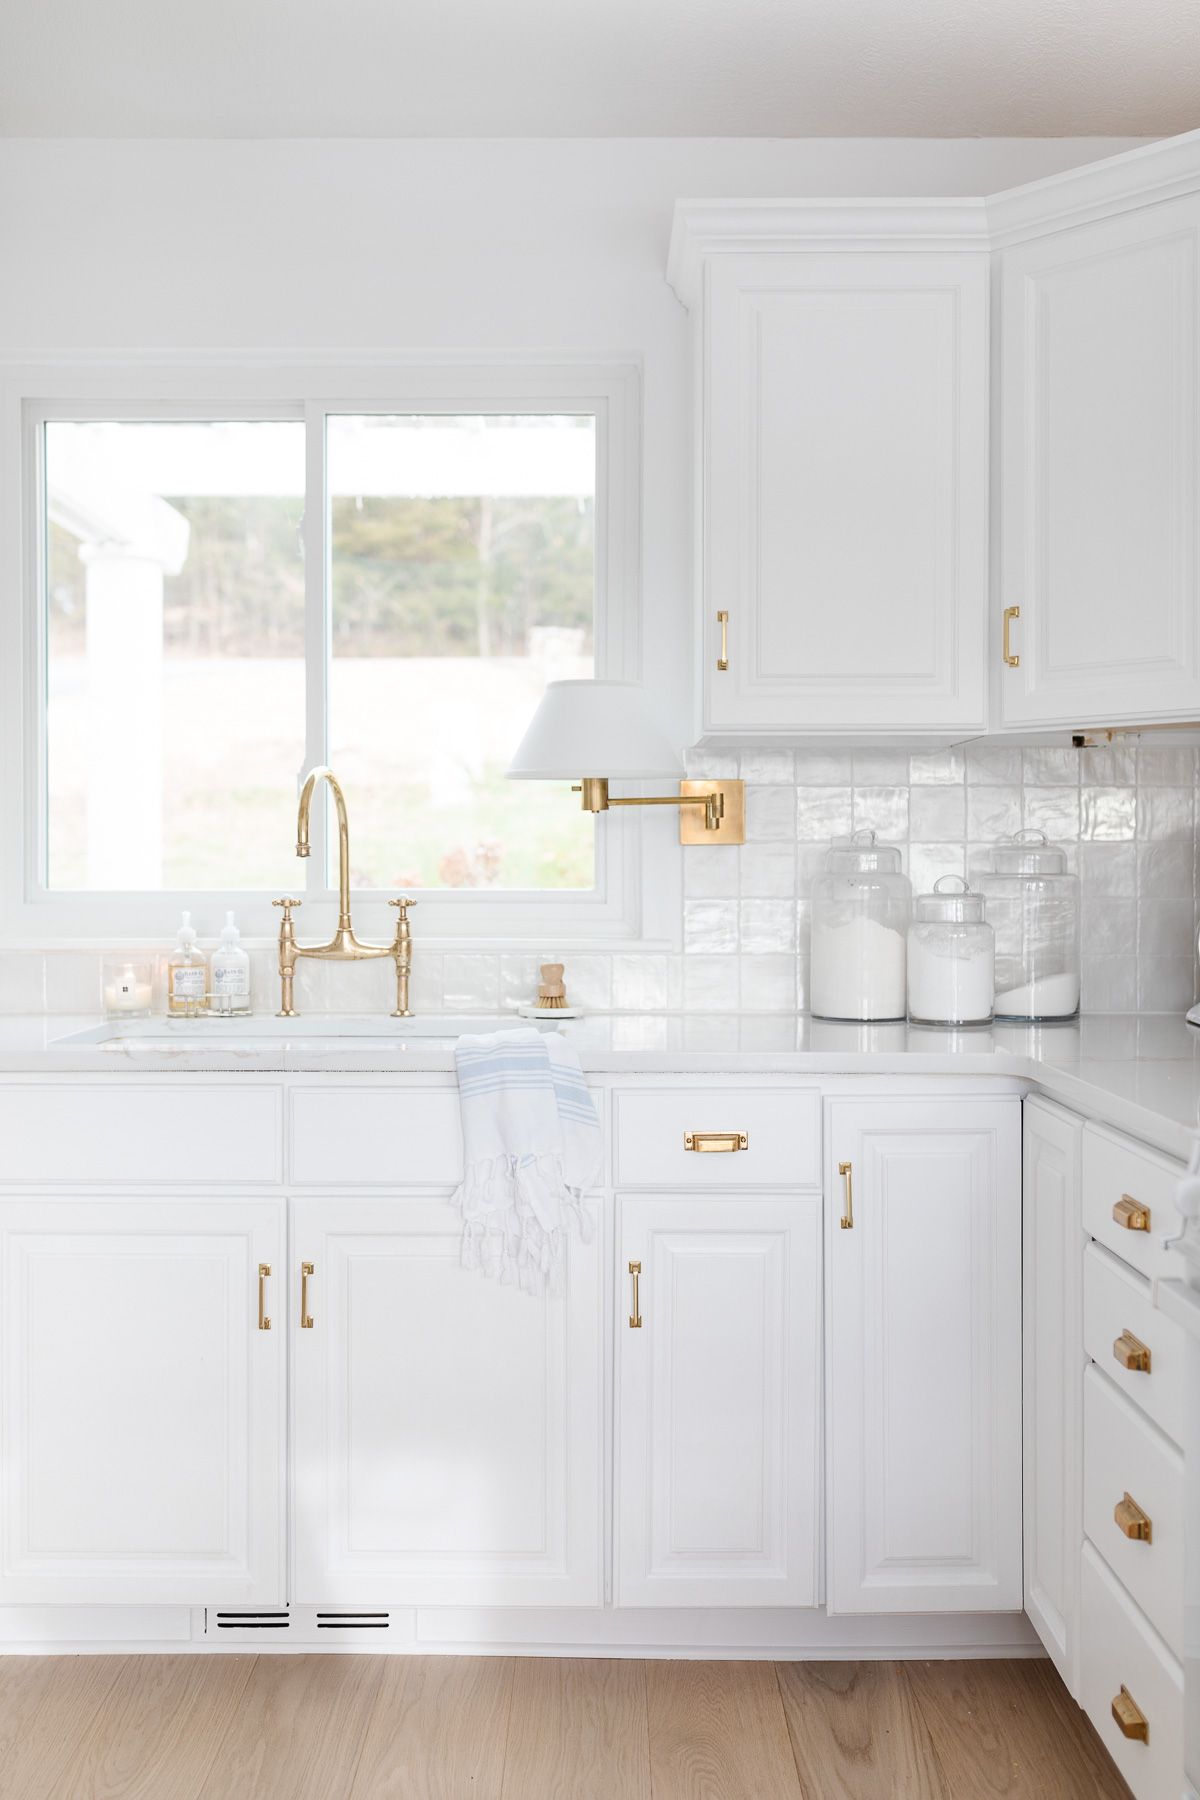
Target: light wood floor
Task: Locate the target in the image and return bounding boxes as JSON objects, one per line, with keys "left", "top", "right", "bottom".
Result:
{"left": 0, "top": 1654, "right": 1131, "bottom": 1799}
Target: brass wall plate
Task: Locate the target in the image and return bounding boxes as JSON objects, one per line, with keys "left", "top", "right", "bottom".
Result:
{"left": 679, "top": 778, "right": 745, "bottom": 845}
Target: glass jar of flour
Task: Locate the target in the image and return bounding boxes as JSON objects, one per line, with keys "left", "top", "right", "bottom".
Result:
{"left": 907, "top": 876, "right": 995, "bottom": 1026}
{"left": 978, "top": 830, "right": 1080, "bottom": 1022}
{"left": 810, "top": 830, "right": 911, "bottom": 1021}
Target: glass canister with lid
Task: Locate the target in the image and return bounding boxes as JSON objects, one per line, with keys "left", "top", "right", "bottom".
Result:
{"left": 907, "top": 875, "right": 995, "bottom": 1026}
{"left": 978, "top": 829, "right": 1080, "bottom": 1022}
{"left": 810, "top": 829, "right": 911, "bottom": 1021}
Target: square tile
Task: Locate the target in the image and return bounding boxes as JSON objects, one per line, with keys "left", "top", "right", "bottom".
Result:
{"left": 909, "top": 785, "right": 966, "bottom": 843}
{"left": 1138, "top": 842, "right": 1194, "bottom": 896}
{"left": 683, "top": 899, "right": 738, "bottom": 953}
{"left": 739, "top": 748, "right": 794, "bottom": 783}
{"left": 1080, "top": 787, "right": 1136, "bottom": 841}
{"left": 442, "top": 954, "right": 500, "bottom": 1011}
{"left": 908, "top": 842, "right": 966, "bottom": 893}
{"left": 739, "top": 898, "right": 796, "bottom": 953}
{"left": 794, "top": 750, "right": 853, "bottom": 783}
{"left": 1079, "top": 742, "right": 1137, "bottom": 785}
{"left": 1022, "top": 746, "right": 1080, "bottom": 784}
{"left": 684, "top": 845, "right": 740, "bottom": 898}
{"left": 1023, "top": 786, "right": 1081, "bottom": 838}
{"left": 1137, "top": 896, "right": 1195, "bottom": 958}
{"left": 1138, "top": 957, "right": 1197, "bottom": 1012}
{"left": 682, "top": 954, "right": 739, "bottom": 1012}
{"left": 0, "top": 953, "right": 45, "bottom": 1014}
{"left": 966, "top": 785, "right": 1021, "bottom": 840}
{"left": 852, "top": 749, "right": 909, "bottom": 784}
{"left": 613, "top": 954, "right": 669, "bottom": 1011}
{"left": 745, "top": 785, "right": 796, "bottom": 842}
{"left": 909, "top": 748, "right": 965, "bottom": 784}
{"left": 852, "top": 786, "right": 909, "bottom": 840}
{"left": 1137, "top": 787, "right": 1193, "bottom": 841}
{"left": 684, "top": 747, "right": 739, "bottom": 779}
{"left": 1081, "top": 956, "right": 1137, "bottom": 1013}
{"left": 966, "top": 743, "right": 1023, "bottom": 784}
{"left": 1081, "top": 897, "right": 1136, "bottom": 955}
{"left": 1079, "top": 843, "right": 1137, "bottom": 898}
{"left": 739, "top": 953, "right": 797, "bottom": 1013}
{"left": 795, "top": 787, "right": 853, "bottom": 842}
{"left": 740, "top": 844, "right": 797, "bottom": 898}
{"left": 1137, "top": 745, "right": 1197, "bottom": 785}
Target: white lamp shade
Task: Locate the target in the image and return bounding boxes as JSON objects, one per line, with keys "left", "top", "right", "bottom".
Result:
{"left": 507, "top": 680, "right": 684, "bottom": 780}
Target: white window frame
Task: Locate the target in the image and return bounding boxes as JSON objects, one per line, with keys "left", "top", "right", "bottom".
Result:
{"left": 0, "top": 355, "right": 679, "bottom": 948}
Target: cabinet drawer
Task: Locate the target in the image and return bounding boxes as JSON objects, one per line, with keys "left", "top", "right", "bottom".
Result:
{"left": 290, "top": 1087, "right": 465, "bottom": 1187}
{"left": 1083, "top": 1244, "right": 1184, "bottom": 1445}
{"left": 0, "top": 1082, "right": 281, "bottom": 1186}
{"left": 1079, "top": 1544, "right": 1183, "bottom": 1800}
{"left": 1082, "top": 1126, "right": 1182, "bottom": 1280}
{"left": 613, "top": 1087, "right": 819, "bottom": 1189}
{"left": 1083, "top": 1367, "right": 1184, "bottom": 1657}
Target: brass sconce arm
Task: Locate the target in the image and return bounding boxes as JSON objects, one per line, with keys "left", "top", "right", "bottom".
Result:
{"left": 571, "top": 776, "right": 744, "bottom": 842}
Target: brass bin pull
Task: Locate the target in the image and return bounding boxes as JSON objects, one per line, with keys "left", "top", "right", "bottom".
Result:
{"left": 1111, "top": 1686, "right": 1149, "bottom": 1743}
{"left": 1114, "top": 1329, "right": 1152, "bottom": 1373}
{"left": 716, "top": 610, "right": 729, "bottom": 672}
{"left": 838, "top": 1161, "right": 854, "bottom": 1230}
{"left": 684, "top": 1131, "right": 748, "bottom": 1153}
{"left": 1114, "top": 1493, "right": 1152, "bottom": 1543}
{"left": 1002, "top": 604, "right": 1020, "bottom": 668}
{"left": 1114, "top": 1195, "right": 1151, "bottom": 1232}
{"left": 300, "top": 1261, "right": 315, "bottom": 1331}
{"left": 257, "top": 1263, "right": 272, "bottom": 1332}
{"left": 628, "top": 1261, "right": 642, "bottom": 1330}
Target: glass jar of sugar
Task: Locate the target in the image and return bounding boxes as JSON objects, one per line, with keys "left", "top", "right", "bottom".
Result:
{"left": 907, "top": 876, "right": 995, "bottom": 1026}
{"left": 810, "top": 830, "right": 911, "bottom": 1021}
{"left": 978, "top": 830, "right": 1080, "bottom": 1022}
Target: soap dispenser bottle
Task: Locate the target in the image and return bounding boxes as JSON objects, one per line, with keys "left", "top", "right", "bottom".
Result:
{"left": 209, "top": 911, "right": 252, "bottom": 1016}
{"left": 167, "top": 911, "right": 208, "bottom": 1017}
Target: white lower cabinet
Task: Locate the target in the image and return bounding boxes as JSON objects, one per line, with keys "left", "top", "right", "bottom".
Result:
{"left": 0, "top": 1197, "right": 285, "bottom": 1607}
{"left": 1022, "top": 1095, "right": 1083, "bottom": 1691}
{"left": 825, "top": 1099, "right": 1022, "bottom": 1614}
{"left": 615, "top": 1193, "right": 822, "bottom": 1607}
{"left": 291, "top": 1199, "right": 603, "bottom": 1608}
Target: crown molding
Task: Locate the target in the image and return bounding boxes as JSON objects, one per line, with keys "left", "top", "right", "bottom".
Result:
{"left": 667, "top": 199, "right": 991, "bottom": 307}
{"left": 986, "top": 127, "right": 1200, "bottom": 248}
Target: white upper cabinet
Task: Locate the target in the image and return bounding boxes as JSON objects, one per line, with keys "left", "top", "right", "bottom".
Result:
{"left": 993, "top": 138, "right": 1200, "bottom": 729}
{"left": 669, "top": 205, "right": 990, "bottom": 739}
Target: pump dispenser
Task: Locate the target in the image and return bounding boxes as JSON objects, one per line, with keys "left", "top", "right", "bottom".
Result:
{"left": 210, "top": 911, "right": 252, "bottom": 1016}
{"left": 166, "top": 911, "right": 208, "bottom": 1017}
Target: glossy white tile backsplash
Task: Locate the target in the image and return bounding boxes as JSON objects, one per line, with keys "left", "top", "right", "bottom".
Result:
{"left": 4, "top": 739, "right": 1199, "bottom": 1018}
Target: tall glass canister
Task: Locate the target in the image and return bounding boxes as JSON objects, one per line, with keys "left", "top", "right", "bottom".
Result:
{"left": 810, "top": 830, "right": 911, "bottom": 1021}
{"left": 979, "top": 830, "right": 1080, "bottom": 1021}
{"left": 907, "top": 876, "right": 995, "bottom": 1026}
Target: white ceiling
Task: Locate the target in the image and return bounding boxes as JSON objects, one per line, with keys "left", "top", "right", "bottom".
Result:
{"left": 1, "top": 0, "right": 1196, "bottom": 138}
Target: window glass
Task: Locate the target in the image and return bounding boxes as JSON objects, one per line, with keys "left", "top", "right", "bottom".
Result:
{"left": 327, "top": 413, "right": 595, "bottom": 890}
{"left": 44, "top": 419, "right": 306, "bottom": 890}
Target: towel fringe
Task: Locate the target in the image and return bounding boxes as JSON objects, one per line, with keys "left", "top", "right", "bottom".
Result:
{"left": 453, "top": 1152, "right": 592, "bottom": 1296}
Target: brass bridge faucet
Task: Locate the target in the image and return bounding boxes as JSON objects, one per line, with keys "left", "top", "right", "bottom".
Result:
{"left": 274, "top": 766, "right": 416, "bottom": 1018}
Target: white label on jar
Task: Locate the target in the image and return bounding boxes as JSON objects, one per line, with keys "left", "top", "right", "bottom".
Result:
{"left": 211, "top": 962, "right": 249, "bottom": 997}
{"left": 171, "top": 965, "right": 206, "bottom": 998}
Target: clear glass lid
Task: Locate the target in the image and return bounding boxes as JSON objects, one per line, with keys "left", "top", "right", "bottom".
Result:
{"left": 823, "top": 827, "right": 904, "bottom": 875}
{"left": 991, "top": 828, "right": 1069, "bottom": 876}
{"left": 913, "top": 874, "right": 987, "bottom": 924}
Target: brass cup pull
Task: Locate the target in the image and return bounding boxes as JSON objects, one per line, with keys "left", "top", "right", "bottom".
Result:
{"left": 1114, "top": 1329, "right": 1152, "bottom": 1374}
{"left": 628, "top": 1260, "right": 642, "bottom": 1330}
{"left": 1113, "top": 1195, "right": 1151, "bottom": 1232}
{"left": 1002, "top": 604, "right": 1020, "bottom": 668}
{"left": 300, "top": 1261, "right": 315, "bottom": 1330}
{"left": 838, "top": 1161, "right": 854, "bottom": 1230}
{"left": 1111, "top": 1686, "right": 1149, "bottom": 1743}
{"left": 716, "top": 610, "right": 729, "bottom": 672}
{"left": 1114, "top": 1493, "right": 1152, "bottom": 1543}
{"left": 257, "top": 1263, "right": 272, "bottom": 1332}
{"left": 684, "top": 1131, "right": 748, "bottom": 1153}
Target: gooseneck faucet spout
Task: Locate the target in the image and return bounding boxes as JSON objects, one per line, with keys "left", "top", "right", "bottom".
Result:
{"left": 296, "top": 765, "right": 353, "bottom": 934}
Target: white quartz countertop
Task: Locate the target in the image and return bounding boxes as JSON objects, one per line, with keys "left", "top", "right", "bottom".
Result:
{"left": 1, "top": 1010, "right": 1199, "bottom": 1161}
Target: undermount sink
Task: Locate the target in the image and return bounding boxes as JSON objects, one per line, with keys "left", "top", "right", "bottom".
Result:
{"left": 54, "top": 1014, "right": 518, "bottom": 1049}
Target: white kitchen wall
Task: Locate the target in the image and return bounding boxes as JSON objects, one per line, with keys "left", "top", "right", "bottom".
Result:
{"left": 5, "top": 134, "right": 1194, "bottom": 1017}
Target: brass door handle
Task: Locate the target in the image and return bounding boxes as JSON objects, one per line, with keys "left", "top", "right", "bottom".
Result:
{"left": 684, "top": 1131, "right": 748, "bottom": 1153}
{"left": 300, "top": 1261, "right": 314, "bottom": 1330}
{"left": 1113, "top": 1329, "right": 1152, "bottom": 1373}
{"left": 628, "top": 1260, "right": 642, "bottom": 1329}
{"left": 1114, "top": 1493, "right": 1152, "bottom": 1543}
{"left": 838, "top": 1161, "right": 854, "bottom": 1230}
{"left": 1111, "top": 1686, "right": 1149, "bottom": 1743}
{"left": 1113, "top": 1195, "right": 1151, "bottom": 1232}
{"left": 257, "top": 1263, "right": 272, "bottom": 1332}
{"left": 1002, "top": 605, "right": 1020, "bottom": 668}
{"left": 716, "top": 610, "right": 729, "bottom": 671}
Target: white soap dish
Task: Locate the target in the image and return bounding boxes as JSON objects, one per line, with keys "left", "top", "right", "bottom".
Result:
{"left": 517, "top": 1003, "right": 582, "bottom": 1021}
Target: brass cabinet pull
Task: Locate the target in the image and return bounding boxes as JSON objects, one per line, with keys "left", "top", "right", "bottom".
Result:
{"left": 300, "top": 1261, "right": 315, "bottom": 1330}
{"left": 628, "top": 1260, "right": 642, "bottom": 1329}
{"left": 716, "top": 610, "right": 729, "bottom": 671}
{"left": 257, "top": 1263, "right": 272, "bottom": 1332}
{"left": 1113, "top": 1195, "right": 1151, "bottom": 1232}
{"left": 838, "top": 1161, "right": 854, "bottom": 1230}
{"left": 1114, "top": 1492, "right": 1153, "bottom": 1543}
{"left": 1113, "top": 1329, "right": 1152, "bottom": 1374}
{"left": 1111, "top": 1686, "right": 1149, "bottom": 1743}
{"left": 684, "top": 1131, "right": 748, "bottom": 1153}
{"left": 1002, "top": 605, "right": 1021, "bottom": 668}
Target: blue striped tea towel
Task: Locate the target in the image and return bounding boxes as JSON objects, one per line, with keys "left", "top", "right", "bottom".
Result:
{"left": 451, "top": 1026, "right": 601, "bottom": 1294}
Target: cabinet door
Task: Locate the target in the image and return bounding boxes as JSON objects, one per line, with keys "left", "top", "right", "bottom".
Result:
{"left": 292, "top": 1199, "right": 602, "bottom": 1607}
{"left": 0, "top": 1198, "right": 284, "bottom": 1606}
{"left": 1022, "top": 1096, "right": 1083, "bottom": 1693}
{"left": 702, "top": 250, "right": 988, "bottom": 736}
{"left": 615, "top": 1193, "right": 822, "bottom": 1607}
{"left": 998, "top": 192, "right": 1200, "bottom": 727}
{"left": 826, "top": 1099, "right": 1021, "bottom": 1613}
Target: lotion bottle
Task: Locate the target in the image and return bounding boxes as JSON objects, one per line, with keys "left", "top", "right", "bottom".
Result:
{"left": 167, "top": 911, "right": 208, "bottom": 1017}
{"left": 209, "top": 911, "right": 251, "bottom": 1016}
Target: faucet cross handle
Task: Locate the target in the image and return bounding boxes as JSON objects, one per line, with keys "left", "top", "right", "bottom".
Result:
{"left": 272, "top": 896, "right": 303, "bottom": 912}
{"left": 388, "top": 896, "right": 417, "bottom": 911}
